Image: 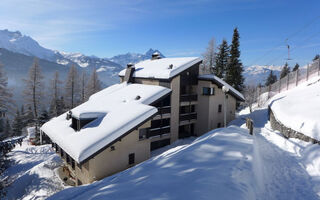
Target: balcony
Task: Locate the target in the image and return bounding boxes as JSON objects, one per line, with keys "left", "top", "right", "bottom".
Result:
{"left": 146, "top": 126, "right": 170, "bottom": 138}
{"left": 153, "top": 106, "right": 171, "bottom": 120}
{"left": 180, "top": 94, "right": 197, "bottom": 102}
{"left": 179, "top": 112, "right": 197, "bottom": 125}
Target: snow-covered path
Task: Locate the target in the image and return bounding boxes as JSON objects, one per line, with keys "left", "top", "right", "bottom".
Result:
{"left": 2, "top": 141, "right": 66, "bottom": 200}
{"left": 233, "top": 107, "right": 320, "bottom": 199}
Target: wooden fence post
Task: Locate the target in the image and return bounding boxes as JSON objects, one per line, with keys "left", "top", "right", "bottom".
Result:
{"left": 295, "top": 69, "right": 299, "bottom": 86}
{"left": 318, "top": 60, "right": 320, "bottom": 76}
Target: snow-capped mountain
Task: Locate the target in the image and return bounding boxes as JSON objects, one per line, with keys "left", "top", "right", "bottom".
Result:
{"left": 110, "top": 48, "right": 165, "bottom": 67}
{"left": 0, "top": 29, "right": 124, "bottom": 86}
{"left": 243, "top": 65, "right": 282, "bottom": 85}
{"left": 0, "top": 29, "right": 55, "bottom": 61}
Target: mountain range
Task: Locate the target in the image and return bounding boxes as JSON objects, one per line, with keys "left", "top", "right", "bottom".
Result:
{"left": 0, "top": 28, "right": 286, "bottom": 105}
{"left": 0, "top": 29, "right": 164, "bottom": 104}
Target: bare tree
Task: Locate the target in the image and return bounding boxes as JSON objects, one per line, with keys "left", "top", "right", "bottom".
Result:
{"left": 23, "top": 58, "right": 44, "bottom": 120}
{"left": 64, "top": 64, "right": 80, "bottom": 109}
{"left": 86, "top": 68, "right": 101, "bottom": 100}
{"left": 0, "top": 63, "right": 13, "bottom": 114}
{"left": 80, "top": 72, "right": 88, "bottom": 103}
{"left": 49, "top": 71, "right": 62, "bottom": 117}
{"left": 202, "top": 38, "right": 216, "bottom": 74}
{"left": 243, "top": 85, "right": 257, "bottom": 113}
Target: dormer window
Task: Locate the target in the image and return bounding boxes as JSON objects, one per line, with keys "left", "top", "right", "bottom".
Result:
{"left": 70, "top": 112, "right": 106, "bottom": 131}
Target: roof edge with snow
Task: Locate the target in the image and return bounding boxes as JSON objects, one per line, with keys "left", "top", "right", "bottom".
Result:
{"left": 198, "top": 74, "right": 245, "bottom": 101}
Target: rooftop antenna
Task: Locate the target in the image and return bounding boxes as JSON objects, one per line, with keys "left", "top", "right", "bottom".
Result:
{"left": 285, "top": 39, "right": 292, "bottom": 60}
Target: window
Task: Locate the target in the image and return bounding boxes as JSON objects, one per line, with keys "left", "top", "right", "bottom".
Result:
{"left": 128, "top": 153, "right": 135, "bottom": 165}
{"left": 139, "top": 128, "right": 148, "bottom": 140}
{"left": 71, "top": 159, "right": 75, "bottom": 170}
{"left": 218, "top": 104, "right": 222, "bottom": 113}
{"left": 202, "top": 87, "right": 214, "bottom": 95}
{"left": 217, "top": 123, "right": 221, "bottom": 128}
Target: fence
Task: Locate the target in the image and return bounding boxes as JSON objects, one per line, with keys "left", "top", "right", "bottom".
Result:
{"left": 256, "top": 59, "right": 320, "bottom": 103}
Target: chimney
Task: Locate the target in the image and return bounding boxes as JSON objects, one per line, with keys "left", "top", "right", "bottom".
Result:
{"left": 124, "top": 63, "right": 135, "bottom": 83}
{"left": 151, "top": 52, "right": 161, "bottom": 60}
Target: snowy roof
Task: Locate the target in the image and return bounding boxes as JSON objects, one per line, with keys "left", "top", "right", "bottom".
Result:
{"left": 41, "top": 82, "right": 171, "bottom": 163}
{"left": 198, "top": 74, "right": 245, "bottom": 101}
{"left": 118, "top": 57, "right": 202, "bottom": 79}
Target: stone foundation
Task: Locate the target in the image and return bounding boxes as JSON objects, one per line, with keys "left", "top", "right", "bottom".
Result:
{"left": 269, "top": 107, "right": 319, "bottom": 144}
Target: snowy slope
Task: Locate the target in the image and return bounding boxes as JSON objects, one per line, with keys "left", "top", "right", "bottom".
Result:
{"left": 49, "top": 126, "right": 259, "bottom": 200}
{"left": 2, "top": 140, "right": 65, "bottom": 200}
{"left": 269, "top": 76, "right": 320, "bottom": 140}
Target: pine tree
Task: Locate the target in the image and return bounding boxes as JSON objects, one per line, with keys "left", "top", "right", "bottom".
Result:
{"left": 293, "top": 63, "right": 299, "bottom": 71}
{"left": 11, "top": 109, "right": 23, "bottom": 136}
{"left": 23, "top": 58, "right": 44, "bottom": 120}
{"left": 22, "top": 106, "right": 35, "bottom": 127}
{"left": 86, "top": 68, "right": 101, "bottom": 100}
{"left": 225, "top": 28, "right": 244, "bottom": 92}
{"left": 0, "top": 63, "right": 13, "bottom": 116}
{"left": 49, "top": 71, "right": 62, "bottom": 117}
{"left": 202, "top": 38, "right": 216, "bottom": 74}
{"left": 38, "top": 109, "right": 50, "bottom": 126}
{"left": 313, "top": 54, "right": 320, "bottom": 61}
{"left": 280, "top": 62, "right": 290, "bottom": 79}
{"left": 214, "top": 39, "right": 229, "bottom": 78}
{"left": 65, "top": 64, "right": 80, "bottom": 109}
{"left": 265, "top": 70, "right": 277, "bottom": 86}
{"left": 3, "top": 118, "right": 11, "bottom": 137}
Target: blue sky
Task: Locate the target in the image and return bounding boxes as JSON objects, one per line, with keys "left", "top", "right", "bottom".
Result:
{"left": 0, "top": 0, "right": 320, "bottom": 66}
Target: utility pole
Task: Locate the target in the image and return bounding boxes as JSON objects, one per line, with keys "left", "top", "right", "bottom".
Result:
{"left": 222, "top": 86, "right": 229, "bottom": 127}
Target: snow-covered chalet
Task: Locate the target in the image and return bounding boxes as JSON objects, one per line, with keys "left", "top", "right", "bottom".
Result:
{"left": 41, "top": 53, "right": 245, "bottom": 185}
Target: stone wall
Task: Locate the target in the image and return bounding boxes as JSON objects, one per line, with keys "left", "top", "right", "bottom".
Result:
{"left": 269, "top": 107, "right": 319, "bottom": 144}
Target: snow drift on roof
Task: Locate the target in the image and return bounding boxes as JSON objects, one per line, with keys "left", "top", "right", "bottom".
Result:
{"left": 198, "top": 74, "right": 245, "bottom": 101}
{"left": 118, "top": 57, "right": 202, "bottom": 79}
{"left": 41, "top": 82, "right": 171, "bottom": 163}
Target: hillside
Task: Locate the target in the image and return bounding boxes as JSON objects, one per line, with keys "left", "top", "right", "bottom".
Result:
{"left": 269, "top": 76, "right": 320, "bottom": 140}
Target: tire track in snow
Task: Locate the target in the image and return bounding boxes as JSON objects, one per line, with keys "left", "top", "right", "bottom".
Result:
{"left": 253, "top": 129, "right": 318, "bottom": 200}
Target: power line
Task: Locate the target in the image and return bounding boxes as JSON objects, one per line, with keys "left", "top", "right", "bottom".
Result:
{"left": 248, "top": 15, "right": 320, "bottom": 66}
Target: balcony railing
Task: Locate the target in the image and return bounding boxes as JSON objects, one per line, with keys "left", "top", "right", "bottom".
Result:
{"left": 180, "top": 94, "right": 197, "bottom": 102}
{"left": 179, "top": 112, "right": 197, "bottom": 121}
{"left": 147, "top": 126, "right": 170, "bottom": 138}
{"left": 158, "top": 106, "right": 171, "bottom": 114}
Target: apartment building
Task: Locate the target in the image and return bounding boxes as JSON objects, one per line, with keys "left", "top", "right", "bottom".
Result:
{"left": 41, "top": 53, "right": 244, "bottom": 185}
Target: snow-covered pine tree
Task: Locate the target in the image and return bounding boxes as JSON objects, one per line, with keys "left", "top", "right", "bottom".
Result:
{"left": 11, "top": 109, "right": 23, "bottom": 136}
{"left": 293, "top": 63, "right": 299, "bottom": 71}
{"left": 85, "top": 68, "right": 101, "bottom": 100}
{"left": 280, "top": 62, "right": 290, "bottom": 79}
{"left": 0, "top": 63, "right": 13, "bottom": 116}
{"left": 265, "top": 70, "right": 277, "bottom": 86}
{"left": 49, "top": 71, "right": 62, "bottom": 117}
{"left": 23, "top": 58, "right": 44, "bottom": 120}
{"left": 214, "top": 39, "right": 229, "bottom": 78}
{"left": 225, "top": 28, "right": 244, "bottom": 92}
{"left": 202, "top": 38, "right": 216, "bottom": 74}
{"left": 80, "top": 72, "right": 88, "bottom": 103}
{"left": 64, "top": 64, "right": 80, "bottom": 109}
